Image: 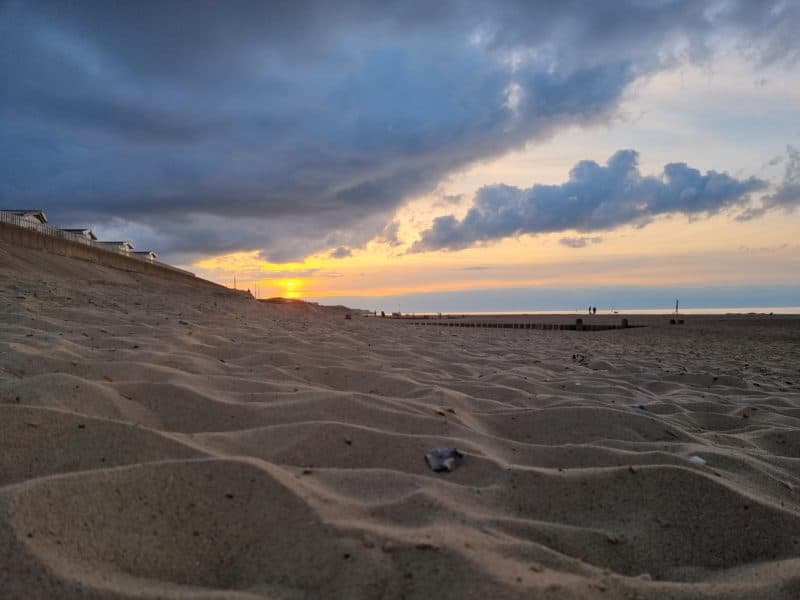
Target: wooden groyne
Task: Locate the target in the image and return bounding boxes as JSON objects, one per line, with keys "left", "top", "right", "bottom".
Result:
{"left": 398, "top": 318, "right": 640, "bottom": 331}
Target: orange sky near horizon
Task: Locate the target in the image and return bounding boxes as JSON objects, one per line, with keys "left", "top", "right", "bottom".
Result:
{"left": 192, "top": 207, "right": 800, "bottom": 301}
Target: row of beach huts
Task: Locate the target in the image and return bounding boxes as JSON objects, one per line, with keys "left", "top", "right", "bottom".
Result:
{"left": 0, "top": 209, "right": 158, "bottom": 262}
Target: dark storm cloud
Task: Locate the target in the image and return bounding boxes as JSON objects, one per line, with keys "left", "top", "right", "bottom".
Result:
{"left": 412, "top": 150, "right": 767, "bottom": 252}
{"left": 1, "top": 1, "right": 798, "bottom": 260}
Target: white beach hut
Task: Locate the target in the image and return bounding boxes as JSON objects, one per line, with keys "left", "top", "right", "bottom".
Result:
{"left": 97, "top": 241, "right": 135, "bottom": 254}
{"left": 0, "top": 209, "right": 48, "bottom": 226}
{"left": 132, "top": 250, "right": 158, "bottom": 262}
{"left": 60, "top": 228, "right": 98, "bottom": 241}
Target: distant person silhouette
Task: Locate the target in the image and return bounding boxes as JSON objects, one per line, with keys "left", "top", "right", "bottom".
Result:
{"left": 593, "top": 306, "right": 597, "bottom": 315}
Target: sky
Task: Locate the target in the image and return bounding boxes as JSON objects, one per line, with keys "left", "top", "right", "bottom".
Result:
{"left": 2, "top": 1, "right": 799, "bottom": 311}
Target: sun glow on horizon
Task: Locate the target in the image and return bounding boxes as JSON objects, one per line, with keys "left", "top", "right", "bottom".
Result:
{"left": 282, "top": 278, "right": 303, "bottom": 299}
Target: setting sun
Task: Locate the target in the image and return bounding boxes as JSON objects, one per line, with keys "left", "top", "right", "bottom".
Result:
{"left": 283, "top": 279, "right": 301, "bottom": 299}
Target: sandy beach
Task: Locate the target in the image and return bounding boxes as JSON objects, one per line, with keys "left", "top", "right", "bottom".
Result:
{"left": 2, "top": 241, "right": 800, "bottom": 599}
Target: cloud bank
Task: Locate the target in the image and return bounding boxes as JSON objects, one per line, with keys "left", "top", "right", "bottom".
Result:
{"left": 329, "top": 247, "right": 353, "bottom": 259}
{"left": 412, "top": 150, "right": 767, "bottom": 252}
{"left": 1, "top": 1, "right": 798, "bottom": 260}
{"left": 738, "top": 145, "right": 800, "bottom": 221}
{"left": 560, "top": 236, "right": 603, "bottom": 249}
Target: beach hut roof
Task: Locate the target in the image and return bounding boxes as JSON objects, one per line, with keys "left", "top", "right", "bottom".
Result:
{"left": 98, "top": 240, "right": 135, "bottom": 249}
{"left": 0, "top": 209, "right": 48, "bottom": 223}
{"left": 61, "top": 228, "right": 98, "bottom": 240}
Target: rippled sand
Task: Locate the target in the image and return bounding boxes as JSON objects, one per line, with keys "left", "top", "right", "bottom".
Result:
{"left": 2, "top": 241, "right": 800, "bottom": 599}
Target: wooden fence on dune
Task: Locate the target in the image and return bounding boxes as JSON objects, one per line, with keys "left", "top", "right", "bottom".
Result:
{"left": 0, "top": 211, "right": 195, "bottom": 278}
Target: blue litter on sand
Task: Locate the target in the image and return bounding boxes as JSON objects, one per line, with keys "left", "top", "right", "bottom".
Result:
{"left": 425, "top": 448, "right": 464, "bottom": 473}
{"left": 634, "top": 404, "right": 647, "bottom": 411}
